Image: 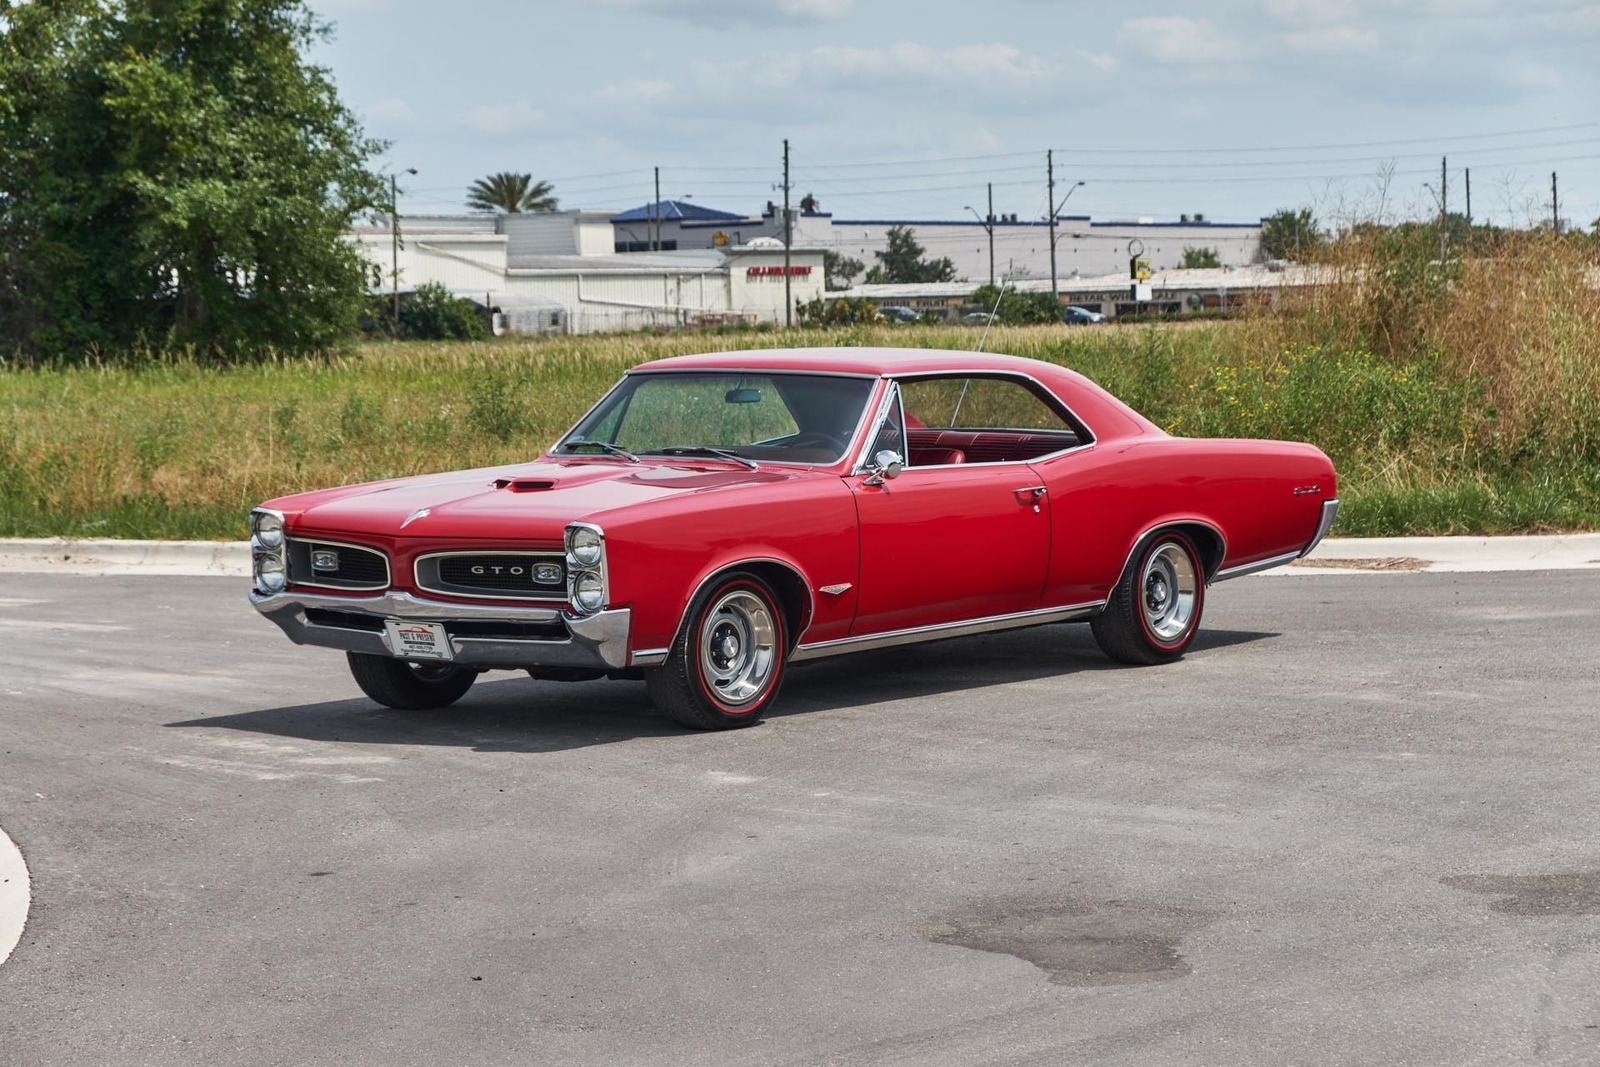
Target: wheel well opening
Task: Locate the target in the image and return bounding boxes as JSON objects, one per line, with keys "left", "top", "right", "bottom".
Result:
{"left": 736, "top": 562, "right": 811, "bottom": 650}
{"left": 1171, "top": 523, "right": 1225, "bottom": 580}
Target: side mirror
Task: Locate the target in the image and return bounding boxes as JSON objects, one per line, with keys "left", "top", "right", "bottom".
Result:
{"left": 864, "top": 449, "right": 903, "bottom": 486}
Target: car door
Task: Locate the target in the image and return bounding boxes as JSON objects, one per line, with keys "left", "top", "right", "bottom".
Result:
{"left": 848, "top": 382, "right": 1050, "bottom": 635}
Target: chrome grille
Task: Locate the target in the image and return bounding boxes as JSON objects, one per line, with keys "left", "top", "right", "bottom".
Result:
{"left": 415, "top": 552, "right": 566, "bottom": 600}
{"left": 287, "top": 539, "right": 390, "bottom": 591}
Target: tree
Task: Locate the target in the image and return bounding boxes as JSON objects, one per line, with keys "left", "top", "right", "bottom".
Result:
{"left": 1259, "top": 208, "right": 1321, "bottom": 261}
{"left": 862, "top": 226, "right": 957, "bottom": 284}
{"left": 1180, "top": 246, "right": 1222, "bottom": 269}
{"left": 0, "top": 0, "right": 386, "bottom": 362}
{"left": 466, "top": 173, "right": 558, "bottom": 214}
{"left": 968, "top": 285, "right": 1060, "bottom": 325}
{"left": 823, "top": 250, "right": 863, "bottom": 291}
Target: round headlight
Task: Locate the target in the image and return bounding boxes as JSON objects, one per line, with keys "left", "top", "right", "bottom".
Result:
{"left": 254, "top": 511, "right": 284, "bottom": 549}
{"left": 573, "top": 570, "right": 604, "bottom": 613}
{"left": 568, "top": 526, "right": 603, "bottom": 567}
{"left": 255, "top": 554, "right": 286, "bottom": 593}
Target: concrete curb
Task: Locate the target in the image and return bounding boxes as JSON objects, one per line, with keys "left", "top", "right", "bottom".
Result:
{"left": 0, "top": 823, "right": 29, "bottom": 969}
{"left": 1, "top": 534, "right": 1598, "bottom": 578}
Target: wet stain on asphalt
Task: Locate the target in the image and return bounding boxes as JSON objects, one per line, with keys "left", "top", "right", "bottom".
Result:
{"left": 1443, "top": 872, "right": 1600, "bottom": 916}
{"left": 929, "top": 897, "right": 1210, "bottom": 986}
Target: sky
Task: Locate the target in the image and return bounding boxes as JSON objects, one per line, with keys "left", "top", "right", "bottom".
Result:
{"left": 306, "top": 0, "right": 1600, "bottom": 231}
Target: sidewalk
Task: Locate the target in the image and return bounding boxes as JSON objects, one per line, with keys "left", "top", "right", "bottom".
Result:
{"left": 2, "top": 534, "right": 1598, "bottom": 578}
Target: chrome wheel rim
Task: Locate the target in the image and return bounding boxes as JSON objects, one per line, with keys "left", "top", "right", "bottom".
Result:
{"left": 698, "top": 590, "right": 777, "bottom": 708}
{"left": 1141, "top": 542, "right": 1198, "bottom": 643}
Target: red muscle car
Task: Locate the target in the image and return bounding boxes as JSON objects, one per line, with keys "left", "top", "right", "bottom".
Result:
{"left": 249, "top": 348, "right": 1337, "bottom": 729}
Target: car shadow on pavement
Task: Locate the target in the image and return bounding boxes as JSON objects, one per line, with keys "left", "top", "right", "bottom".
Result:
{"left": 166, "top": 624, "right": 1276, "bottom": 752}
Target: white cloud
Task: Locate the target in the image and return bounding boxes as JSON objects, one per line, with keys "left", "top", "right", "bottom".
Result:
{"left": 1119, "top": 16, "right": 1247, "bottom": 64}
{"left": 597, "top": 0, "right": 851, "bottom": 28}
{"left": 597, "top": 79, "right": 675, "bottom": 105}
{"left": 462, "top": 102, "right": 546, "bottom": 134}
{"left": 1283, "top": 25, "right": 1380, "bottom": 54}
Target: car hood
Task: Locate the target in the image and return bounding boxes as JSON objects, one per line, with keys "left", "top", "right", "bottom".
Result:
{"left": 282, "top": 457, "right": 815, "bottom": 542}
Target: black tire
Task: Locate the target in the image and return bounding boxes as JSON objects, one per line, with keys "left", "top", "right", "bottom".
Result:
{"left": 645, "top": 570, "right": 788, "bottom": 730}
{"left": 346, "top": 652, "right": 477, "bottom": 710}
{"left": 1091, "top": 531, "right": 1206, "bottom": 665}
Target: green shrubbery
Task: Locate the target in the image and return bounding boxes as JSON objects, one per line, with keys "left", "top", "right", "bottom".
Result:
{"left": 361, "top": 283, "right": 490, "bottom": 342}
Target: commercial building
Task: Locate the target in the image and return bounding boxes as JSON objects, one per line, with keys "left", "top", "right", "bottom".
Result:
{"left": 627, "top": 201, "right": 1264, "bottom": 283}
{"left": 350, "top": 211, "right": 825, "bottom": 334}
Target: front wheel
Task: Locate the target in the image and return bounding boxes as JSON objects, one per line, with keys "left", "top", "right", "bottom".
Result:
{"left": 346, "top": 652, "right": 477, "bottom": 709}
{"left": 1091, "top": 532, "right": 1205, "bottom": 665}
{"left": 645, "top": 571, "right": 788, "bottom": 730}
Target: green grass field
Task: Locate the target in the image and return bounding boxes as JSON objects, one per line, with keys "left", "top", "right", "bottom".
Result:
{"left": 3, "top": 311, "right": 1597, "bottom": 540}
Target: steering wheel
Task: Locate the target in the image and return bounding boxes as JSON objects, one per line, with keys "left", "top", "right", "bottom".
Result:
{"left": 786, "top": 431, "right": 848, "bottom": 453}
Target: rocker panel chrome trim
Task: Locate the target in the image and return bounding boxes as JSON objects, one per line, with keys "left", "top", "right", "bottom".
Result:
{"left": 789, "top": 600, "right": 1104, "bottom": 663}
{"left": 1213, "top": 550, "right": 1301, "bottom": 582}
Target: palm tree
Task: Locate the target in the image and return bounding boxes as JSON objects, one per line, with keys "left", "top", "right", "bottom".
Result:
{"left": 466, "top": 173, "right": 559, "bottom": 214}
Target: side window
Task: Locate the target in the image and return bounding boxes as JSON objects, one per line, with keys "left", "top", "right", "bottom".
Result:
{"left": 864, "top": 384, "right": 905, "bottom": 463}
{"left": 901, "top": 377, "right": 1073, "bottom": 431}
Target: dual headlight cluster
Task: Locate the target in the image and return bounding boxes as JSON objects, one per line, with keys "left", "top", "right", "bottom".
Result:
{"left": 251, "top": 508, "right": 287, "bottom": 594}
{"left": 564, "top": 523, "right": 606, "bottom": 616}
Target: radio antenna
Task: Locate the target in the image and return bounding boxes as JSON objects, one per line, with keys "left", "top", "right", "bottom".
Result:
{"left": 975, "top": 278, "right": 1009, "bottom": 354}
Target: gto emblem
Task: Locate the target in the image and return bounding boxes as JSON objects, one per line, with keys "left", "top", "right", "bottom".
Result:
{"left": 534, "top": 563, "right": 562, "bottom": 584}
{"left": 471, "top": 564, "right": 525, "bottom": 575}
{"left": 312, "top": 549, "right": 340, "bottom": 571}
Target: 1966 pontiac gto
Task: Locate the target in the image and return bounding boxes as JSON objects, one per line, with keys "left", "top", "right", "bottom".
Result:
{"left": 249, "top": 347, "right": 1337, "bottom": 730}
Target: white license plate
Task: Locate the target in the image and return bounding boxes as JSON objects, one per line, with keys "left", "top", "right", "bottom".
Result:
{"left": 384, "top": 620, "right": 453, "bottom": 661}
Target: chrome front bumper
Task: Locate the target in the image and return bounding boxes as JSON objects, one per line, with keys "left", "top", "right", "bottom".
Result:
{"left": 249, "top": 588, "right": 633, "bottom": 670}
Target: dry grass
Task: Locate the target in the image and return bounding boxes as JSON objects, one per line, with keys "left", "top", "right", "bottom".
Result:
{"left": 2, "top": 231, "right": 1597, "bottom": 540}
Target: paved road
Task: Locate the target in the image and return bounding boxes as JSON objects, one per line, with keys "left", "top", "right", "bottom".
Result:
{"left": 0, "top": 572, "right": 1597, "bottom": 1066}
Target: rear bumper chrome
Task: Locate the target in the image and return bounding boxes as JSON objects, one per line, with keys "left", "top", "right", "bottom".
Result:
{"left": 1300, "top": 498, "right": 1340, "bottom": 558}
{"left": 248, "top": 588, "right": 632, "bottom": 670}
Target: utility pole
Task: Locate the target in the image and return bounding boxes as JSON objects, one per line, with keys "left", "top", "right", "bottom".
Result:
{"left": 1047, "top": 150, "right": 1058, "bottom": 307}
{"left": 390, "top": 167, "right": 415, "bottom": 323}
{"left": 782, "top": 138, "right": 793, "bottom": 327}
{"left": 653, "top": 166, "right": 661, "bottom": 251}
{"left": 987, "top": 183, "right": 995, "bottom": 288}
{"left": 1438, "top": 156, "right": 1447, "bottom": 262}
{"left": 1465, "top": 168, "right": 1472, "bottom": 229}
{"left": 1552, "top": 171, "right": 1560, "bottom": 234}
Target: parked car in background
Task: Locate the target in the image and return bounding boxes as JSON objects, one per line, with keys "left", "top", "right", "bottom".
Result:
{"left": 1062, "top": 305, "right": 1106, "bottom": 325}
{"left": 249, "top": 347, "right": 1338, "bottom": 731}
{"left": 877, "top": 305, "right": 920, "bottom": 323}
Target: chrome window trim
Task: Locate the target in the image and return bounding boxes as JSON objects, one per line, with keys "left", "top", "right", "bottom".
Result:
{"left": 286, "top": 536, "right": 391, "bottom": 592}
{"left": 1213, "top": 550, "right": 1301, "bottom": 582}
{"left": 859, "top": 370, "right": 1098, "bottom": 471}
{"left": 851, "top": 380, "right": 904, "bottom": 475}
{"left": 790, "top": 600, "right": 1105, "bottom": 663}
{"left": 415, "top": 549, "right": 569, "bottom": 602}
{"left": 890, "top": 369, "right": 1098, "bottom": 445}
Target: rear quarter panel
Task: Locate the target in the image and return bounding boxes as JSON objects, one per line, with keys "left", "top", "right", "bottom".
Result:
{"left": 594, "top": 475, "right": 860, "bottom": 655}
{"left": 1036, "top": 437, "right": 1336, "bottom": 606}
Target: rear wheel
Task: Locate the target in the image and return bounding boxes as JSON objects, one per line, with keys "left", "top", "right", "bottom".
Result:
{"left": 346, "top": 652, "right": 477, "bottom": 709}
{"left": 645, "top": 571, "right": 787, "bottom": 730}
{"left": 1091, "top": 532, "right": 1205, "bottom": 665}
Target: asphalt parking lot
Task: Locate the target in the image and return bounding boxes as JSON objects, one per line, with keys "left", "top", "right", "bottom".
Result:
{"left": 1, "top": 571, "right": 1598, "bottom": 1066}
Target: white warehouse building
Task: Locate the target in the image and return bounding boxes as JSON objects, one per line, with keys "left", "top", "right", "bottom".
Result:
{"left": 351, "top": 211, "right": 825, "bottom": 335}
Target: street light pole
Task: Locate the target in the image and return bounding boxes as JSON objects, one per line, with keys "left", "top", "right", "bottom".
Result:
{"left": 391, "top": 167, "right": 416, "bottom": 324}
{"left": 1048, "top": 176, "right": 1085, "bottom": 308}
{"left": 964, "top": 190, "right": 996, "bottom": 288}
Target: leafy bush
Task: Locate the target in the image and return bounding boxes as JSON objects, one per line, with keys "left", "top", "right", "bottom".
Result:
{"left": 796, "top": 295, "right": 881, "bottom": 326}
{"left": 969, "top": 286, "right": 1062, "bottom": 325}
{"left": 363, "top": 283, "right": 490, "bottom": 341}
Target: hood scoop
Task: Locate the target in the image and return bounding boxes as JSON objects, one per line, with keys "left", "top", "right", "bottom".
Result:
{"left": 493, "top": 478, "right": 556, "bottom": 492}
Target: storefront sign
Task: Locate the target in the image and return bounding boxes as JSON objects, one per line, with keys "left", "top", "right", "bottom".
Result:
{"left": 746, "top": 266, "right": 812, "bottom": 277}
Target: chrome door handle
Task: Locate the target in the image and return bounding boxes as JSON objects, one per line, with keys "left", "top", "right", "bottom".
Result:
{"left": 1013, "top": 486, "right": 1047, "bottom": 503}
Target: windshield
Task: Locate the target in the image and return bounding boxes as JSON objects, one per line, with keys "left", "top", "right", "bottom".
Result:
{"left": 557, "top": 372, "right": 876, "bottom": 465}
